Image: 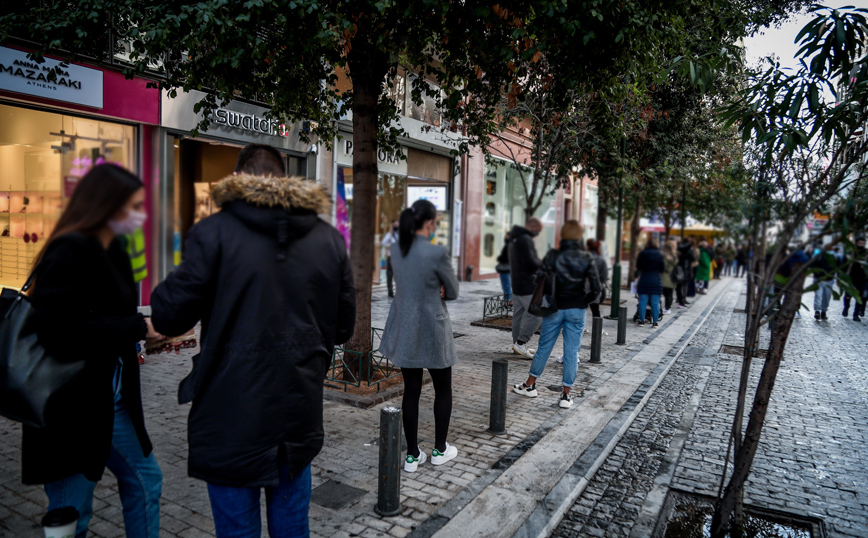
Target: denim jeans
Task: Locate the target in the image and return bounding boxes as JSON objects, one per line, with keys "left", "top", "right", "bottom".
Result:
{"left": 637, "top": 294, "right": 661, "bottom": 324}
{"left": 44, "top": 364, "right": 162, "bottom": 538}
{"left": 207, "top": 464, "right": 312, "bottom": 538}
{"left": 813, "top": 280, "right": 834, "bottom": 312}
{"left": 499, "top": 272, "right": 512, "bottom": 301}
{"left": 529, "top": 308, "right": 586, "bottom": 387}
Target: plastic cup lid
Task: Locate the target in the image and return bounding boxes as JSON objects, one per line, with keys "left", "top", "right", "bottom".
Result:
{"left": 41, "top": 507, "right": 79, "bottom": 527}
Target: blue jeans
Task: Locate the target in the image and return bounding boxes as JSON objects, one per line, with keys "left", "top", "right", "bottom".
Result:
{"left": 499, "top": 272, "right": 512, "bottom": 301}
{"left": 207, "top": 464, "right": 312, "bottom": 538}
{"left": 529, "top": 308, "right": 586, "bottom": 387}
{"left": 44, "top": 366, "right": 162, "bottom": 538}
{"left": 813, "top": 280, "right": 833, "bottom": 312}
{"left": 637, "top": 294, "right": 661, "bottom": 324}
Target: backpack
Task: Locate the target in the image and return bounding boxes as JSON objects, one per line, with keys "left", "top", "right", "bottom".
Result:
{"left": 671, "top": 265, "right": 686, "bottom": 284}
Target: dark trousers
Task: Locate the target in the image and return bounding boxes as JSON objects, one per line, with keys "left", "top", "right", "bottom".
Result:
{"left": 676, "top": 283, "right": 686, "bottom": 306}
{"left": 843, "top": 287, "right": 867, "bottom": 317}
{"left": 663, "top": 287, "right": 674, "bottom": 310}
{"left": 386, "top": 256, "right": 394, "bottom": 297}
{"left": 402, "top": 368, "right": 452, "bottom": 455}
{"left": 589, "top": 289, "right": 606, "bottom": 318}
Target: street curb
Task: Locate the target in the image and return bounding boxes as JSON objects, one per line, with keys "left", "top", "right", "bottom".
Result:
{"left": 511, "top": 279, "right": 735, "bottom": 538}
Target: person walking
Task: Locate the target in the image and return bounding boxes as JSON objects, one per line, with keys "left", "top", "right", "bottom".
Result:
{"left": 635, "top": 238, "right": 665, "bottom": 327}
{"left": 677, "top": 238, "right": 695, "bottom": 306}
{"left": 695, "top": 240, "right": 712, "bottom": 294}
{"left": 723, "top": 244, "right": 735, "bottom": 276}
{"left": 24, "top": 164, "right": 163, "bottom": 538}
{"left": 509, "top": 218, "right": 544, "bottom": 358}
{"left": 379, "top": 199, "right": 460, "bottom": 472}
{"left": 513, "top": 221, "right": 600, "bottom": 408}
{"left": 586, "top": 239, "right": 609, "bottom": 318}
{"left": 735, "top": 245, "right": 748, "bottom": 277}
{"left": 811, "top": 245, "right": 836, "bottom": 320}
{"left": 151, "top": 144, "right": 356, "bottom": 538}
{"left": 496, "top": 233, "right": 512, "bottom": 302}
{"left": 382, "top": 219, "right": 399, "bottom": 298}
{"left": 842, "top": 236, "right": 867, "bottom": 321}
{"left": 661, "top": 239, "right": 679, "bottom": 314}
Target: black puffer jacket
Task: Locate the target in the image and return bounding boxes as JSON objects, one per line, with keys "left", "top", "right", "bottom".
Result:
{"left": 151, "top": 174, "right": 355, "bottom": 487}
{"left": 508, "top": 226, "right": 542, "bottom": 295}
{"left": 540, "top": 239, "right": 602, "bottom": 310}
{"left": 677, "top": 241, "right": 696, "bottom": 279}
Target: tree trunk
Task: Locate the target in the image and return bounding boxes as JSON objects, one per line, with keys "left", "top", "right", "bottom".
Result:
{"left": 711, "top": 267, "right": 808, "bottom": 537}
{"left": 343, "top": 37, "right": 388, "bottom": 381}
{"left": 627, "top": 195, "right": 643, "bottom": 284}
{"left": 663, "top": 195, "right": 674, "bottom": 238}
{"left": 596, "top": 189, "right": 608, "bottom": 242}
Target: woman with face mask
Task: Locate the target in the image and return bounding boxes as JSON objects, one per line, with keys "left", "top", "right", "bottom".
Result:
{"left": 379, "top": 199, "right": 460, "bottom": 473}
{"left": 22, "top": 164, "right": 164, "bottom": 538}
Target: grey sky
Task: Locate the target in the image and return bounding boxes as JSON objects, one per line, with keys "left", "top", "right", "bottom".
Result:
{"left": 744, "top": 2, "right": 868, "bottom": 70}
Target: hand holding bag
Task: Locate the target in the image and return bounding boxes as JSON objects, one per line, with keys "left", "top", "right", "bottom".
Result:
{"left": 529, "top": 271, "right": 558, "bottom": 317}
{"left": 0, "top": 269, "right": 86, "bottom": 428}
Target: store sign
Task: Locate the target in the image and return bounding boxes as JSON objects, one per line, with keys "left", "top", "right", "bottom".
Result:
{"left": 0, "top": 46, "right": 103, "bottom": 108}
{"left": 336, "top": 133, "right": 407, "bottom": 176}
{"left": 210, "top": 108, "right": 289, "bottom": 137}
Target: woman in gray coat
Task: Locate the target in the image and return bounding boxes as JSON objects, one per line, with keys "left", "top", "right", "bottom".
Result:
{"left": 379, "top": 199, "right": 460, "bottom": 473}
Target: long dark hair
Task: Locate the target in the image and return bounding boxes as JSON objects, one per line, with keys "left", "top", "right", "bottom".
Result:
{"left": 34, "top": 164, "right": 144, "bottom": 268}
{"left": 398, "top": 199, "right": 437, "bottom": 257}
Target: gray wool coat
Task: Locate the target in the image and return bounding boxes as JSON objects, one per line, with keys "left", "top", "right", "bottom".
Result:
{"left": 378, "top": 235, "right": 460, "bottom": 369}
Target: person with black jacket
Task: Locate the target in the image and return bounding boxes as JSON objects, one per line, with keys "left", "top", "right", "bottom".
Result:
{"left": 496, "top": 233, "right": 512, "bottom": 302}
{"left": 842, "top": 236, "right": 867, "bottom": 321}
{"left": 513, "top": 221, "right": 600, "bottom": 409}
{"left": 635, "top": 238, "right": 666, "bottom": 327}
{"left": 25, "top": 164, "right": 163, "bottom": 538}
{"left": 151, "top": 144, "right": 356, "bottom": 537}
{"left": 509, "top": 218, "right": 544, "bottom": 358}
{"left": 677, "top": 238, "right": 696, "bottom": 306}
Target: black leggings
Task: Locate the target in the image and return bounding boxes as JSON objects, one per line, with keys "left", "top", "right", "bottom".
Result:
{"left": 663, "top": 288, "right": 674, "bottom": 310}
{"left": 589, "top": 289, "right": 606, "bottom": 318}
{"left": 675, "top": 284, "right": 686, "bottom": 306}
{"left": 402, "top": 367, "right": 452, "bottom": 456}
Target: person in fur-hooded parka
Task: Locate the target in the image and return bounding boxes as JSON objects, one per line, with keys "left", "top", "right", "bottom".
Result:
{"left": 151, "top": 171, "right": 356, "bottom": 488}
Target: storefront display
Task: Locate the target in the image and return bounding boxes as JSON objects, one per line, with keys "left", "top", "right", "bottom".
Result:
{"left": 478, "top": 158, "right": 557, "bottom": 275}
{"left": 0, "top": 103, "right": 135, "bottom": 289}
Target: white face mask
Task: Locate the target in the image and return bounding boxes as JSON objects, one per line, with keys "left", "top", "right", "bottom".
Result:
{"left": 108, "top": 210, "right": 147, "bottom": 235}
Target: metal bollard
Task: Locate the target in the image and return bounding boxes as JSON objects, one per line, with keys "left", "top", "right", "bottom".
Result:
{"left": 589, "top": 316, "right": 603, "bottom": 363}
{"left": 488, "top": 359, "right": 508, "bottom": 434}
{"left": 375, "top": 406, "right": 403, "bottom": 517}
{"left": 617, "top": 306, "right": 627, "bottom": 345}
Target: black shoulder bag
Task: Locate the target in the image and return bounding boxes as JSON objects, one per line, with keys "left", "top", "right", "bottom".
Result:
{"left": 529, "top": 253, "right": 559, "bottom": 317}
{"left": 0, "top": 269, "right": 86, "bottom": 428}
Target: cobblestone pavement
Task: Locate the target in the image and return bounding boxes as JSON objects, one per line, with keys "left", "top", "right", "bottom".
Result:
{"left": 551, "top": 279, "right": 868, "bottom": 538}
{"left": 0, "top": 278, "right": 714, "bottom": 538}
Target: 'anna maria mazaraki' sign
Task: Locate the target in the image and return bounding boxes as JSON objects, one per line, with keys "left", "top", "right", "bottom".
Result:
{"left": 0, "top": 47, "right": 103, "bottom": 108}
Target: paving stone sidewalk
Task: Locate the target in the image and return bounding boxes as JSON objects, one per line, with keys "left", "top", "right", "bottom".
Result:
{"left": 552, "top": 279, "right": 868, "bottom": 538}
{"left": 0, "top": 278, "right": 723, "bottom": 538}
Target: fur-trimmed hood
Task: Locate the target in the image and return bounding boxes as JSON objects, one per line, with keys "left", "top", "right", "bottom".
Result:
{"left": 210, "top": 173, "right": 331, "bottom": 214}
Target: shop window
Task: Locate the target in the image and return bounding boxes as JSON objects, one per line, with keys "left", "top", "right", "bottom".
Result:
{"left": 0, "top": 104, "right": 135, "bottom": 289}
{"left": 484, "top": 233, "right": 495, "bottom": 258}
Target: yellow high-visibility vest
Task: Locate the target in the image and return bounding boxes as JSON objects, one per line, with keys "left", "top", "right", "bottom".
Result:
{"left": 125, "top": 228, "right": 148, "bottom": 283}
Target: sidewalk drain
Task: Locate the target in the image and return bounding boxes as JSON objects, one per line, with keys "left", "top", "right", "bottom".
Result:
{"left": 719, "top": 344, "right": 768, "bottom": 359}
{"left": 311, "top": 480, "right": 367, "bottom": 510}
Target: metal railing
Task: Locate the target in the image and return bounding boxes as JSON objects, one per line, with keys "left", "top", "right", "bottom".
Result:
{"left": 328, "top": 327, "right": 402, "bottom": 391}
{"left": 482, "top": 295, "right": 513, "bottom": 323}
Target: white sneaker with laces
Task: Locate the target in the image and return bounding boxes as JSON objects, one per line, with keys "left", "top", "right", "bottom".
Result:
{"left": 404, "top": 448, "right": 427, "bottom": 473}
{"left": 513, "top": 382, "right": 538, "bottom": 397}
{"left": 431, "top": 443, "right": 458, "bottom": 466}
{"left": 512, "top": 343, "right": 534, "bottom": 359}
{"left": 663, "top": 309, "right": 671, "bottom": 315}
{"left": 559, "top": 392, "right": 573, "bottom": 409}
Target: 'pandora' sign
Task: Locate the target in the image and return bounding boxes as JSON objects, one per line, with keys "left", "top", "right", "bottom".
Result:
{"left": 0, "top": 46, "right": 103, "bottom": 108}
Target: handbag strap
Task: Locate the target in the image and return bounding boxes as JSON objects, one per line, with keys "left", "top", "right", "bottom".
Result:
{"left": 18, "top": 261, "right": 41, "bottom": 294}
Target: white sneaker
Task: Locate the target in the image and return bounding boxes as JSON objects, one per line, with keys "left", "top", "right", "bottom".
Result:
{"left": 513, "top": 343, "right": 534, "bottom": 359}
{"left": 513, "top": 382, "right": 538, "bottom": 397}
{"left": 404, "top": 448, "right": 427, "bottom": 472}
{"left": 431, "top": 443, "right": 458, "bottom": 466}
{"left": 559, "top": 392, "right": 573, "bottom": 408}
{"left": 556, "top": 355, "right": 564, "bottom": 364}
{"left": 663, "top": 309, "right": 671, "bottom": 315}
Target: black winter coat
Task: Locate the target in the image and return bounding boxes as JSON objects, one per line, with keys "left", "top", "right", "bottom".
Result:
{"left": 636, "top": 246, "right": 665, "bottom": 295}
{"left": 677, "top": 241, "right": 696, "bottom": 279}
{"left": 508, "top": 226, "right": 542, "bottom": 295}
{"left": 540, "top": 239, "right": 601, "bottom": 310}
{"left": 23, "top": 233, "right": 150, "bottom": 484}
{"left": 151, "top": 174, "right": 356, "bottom": 488}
